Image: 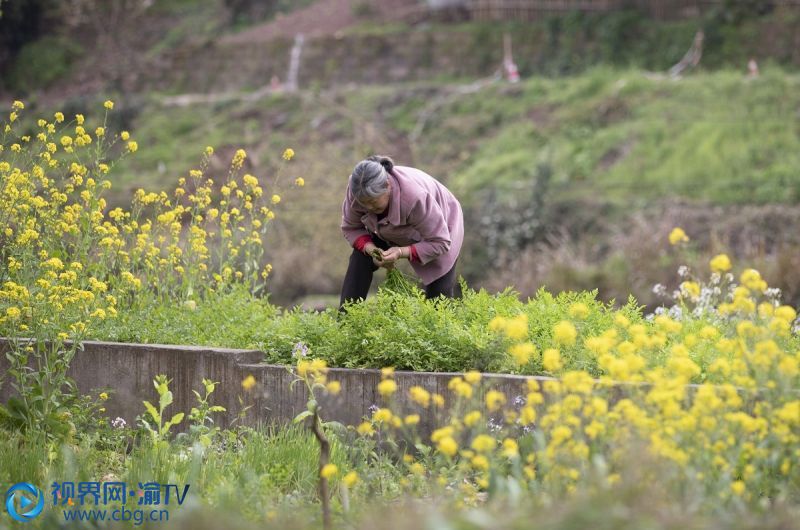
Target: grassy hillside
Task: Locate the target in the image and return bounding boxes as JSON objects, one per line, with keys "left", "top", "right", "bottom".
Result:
{"left": 52, "top": 67, "right": 800, "bottom": 206}
{"left": 15, "top": 66, "right": 799, "bottom": 307}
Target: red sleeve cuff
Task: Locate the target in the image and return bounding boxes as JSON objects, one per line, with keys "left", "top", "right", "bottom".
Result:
{"left": 354, "top": 235, "right": 372, "bottom": 252}
{"left": 409, "top": 245, "right": 419, "bottom": 263}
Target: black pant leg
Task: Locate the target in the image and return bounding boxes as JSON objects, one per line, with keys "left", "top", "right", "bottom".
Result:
{"left": 425, "top": 260, "right": 458, "bottom": 300}
{"left": 339, "top": 234, "right": 392, "bottom": 309}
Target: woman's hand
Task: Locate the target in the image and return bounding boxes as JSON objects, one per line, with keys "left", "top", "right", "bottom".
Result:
{"left": 364, "top": 242, "right": 392, "bottom": 268}
{"left": 380, "top": 246, "right": 409, "bottom": 265}
{"left": 364, "top": 242, "right": 380, "bottom": 259}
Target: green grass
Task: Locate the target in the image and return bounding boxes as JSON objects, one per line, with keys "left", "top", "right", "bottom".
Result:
{"left": 85, "top": 67, "right": 800, "bottom": 210}
{"left": 0, "top": 423, "right": 363, "bottom": 529}
{"left": 17, "top": 66, "right": 800, "bottom": 307}
{"left": 94, "top": 284, "right": 278, "bottom": 346}
{"left": 5, "top": 36, "right": 84, "bottom": 93}
{"left": 86, "top": 271, "right": 800, "bottom": 380}
{"left": 435, "top": 67, "right": 800, "bottom": 207}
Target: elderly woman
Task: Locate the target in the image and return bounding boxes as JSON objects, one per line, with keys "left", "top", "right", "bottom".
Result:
{"left": 339, "top": 155, "right": 464, "bottom": 308}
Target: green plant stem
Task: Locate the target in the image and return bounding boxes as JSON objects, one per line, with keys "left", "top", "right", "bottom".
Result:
{"left": 311, "top": 407, "right": 332, "bottom": 530}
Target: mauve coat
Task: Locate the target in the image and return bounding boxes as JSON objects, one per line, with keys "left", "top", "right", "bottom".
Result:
{"left": 340, "top": 165, "right": 464, "bottom": 286}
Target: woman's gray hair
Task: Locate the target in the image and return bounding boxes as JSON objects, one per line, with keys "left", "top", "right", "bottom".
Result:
{"left": 350, "top": 155, "right": 394, "bottom": 199}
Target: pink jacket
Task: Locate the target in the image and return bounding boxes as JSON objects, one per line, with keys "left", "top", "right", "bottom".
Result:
{"left": 341, "top": 165, "right": 464, "bottom": 286}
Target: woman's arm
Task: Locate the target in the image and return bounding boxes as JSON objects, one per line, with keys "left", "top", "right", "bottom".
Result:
{"left": 406, "top": 195, "right": 451, "bottom": 265}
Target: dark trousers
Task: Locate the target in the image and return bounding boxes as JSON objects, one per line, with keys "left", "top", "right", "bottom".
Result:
{"left": 339, "top": 234, "right": 458, "bottom": 308}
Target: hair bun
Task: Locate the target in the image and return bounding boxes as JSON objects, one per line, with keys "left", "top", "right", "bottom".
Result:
{"left": 367, "top": 154, "right": 394, "bottom": 173}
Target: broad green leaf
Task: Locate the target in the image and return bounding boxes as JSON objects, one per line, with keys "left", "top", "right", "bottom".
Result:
{"left": 159, "top": 390, "right": 173, "bottom": 410}
{"left": 143, "top": 400, "right": 160, "bottom": 422}
{"left": 293, "top": 410, "right": 313, "bottom": 423}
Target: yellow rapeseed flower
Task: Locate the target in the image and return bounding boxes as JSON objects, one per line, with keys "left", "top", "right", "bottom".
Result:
{"left": 509, "top": 342, "right": 535, "bottom": 365}
{"left": 373, "top": 408, "right": 393, "bottom": 423}
{"left": 542, "top": 348, "right": 562, "bottom": 372}
{"left": 464, "top": 410, "right": 482, "bottom": 427}
{"left": 357, "top": 421, "right": 374, "bottom": 436}
{"left": 243, "top": 174, "right": 258, "bottom": 188}
{"left": 680, "top": 281, "right": 701, "bottom": 299}
{"left": 520, "top": 405, "right": 536, "bottom": 425}
{"left": 271, "top": 194, "right": 281, "bottom": 204}
{"left": 431, "top": 426, "right": 454, "bottom": 443}
{"left": 504, "top": 314, "right": 529, "bottom": 340}
{"left": 436, "top": 436, "right": 458, "bottom": 457}
{"left": 740, "top": 268, "right": 766, "bottom": 291}
{"left": 710, "top": 254, "right": 732, "bottom": 273}
{"left": 405, "top": 414, "right": 420, "bottom": 425}
{"left": 488, "top": 315, "right": 506, "bottom": 332}
{"left": 668, "top": 227, "right": 689, "bottom": 245}
{"left": 774, "top": 305, "right": 797, "bottom": 323}
{"left": 502, "top": 438, "right": 519, "bottom": 458}
{"left": 241, "top": 374, "right": 256, "bottom": 391}
{"left": 699, "top": 325, "right": 719, "bottom": 340}
{"left": 283, "top": 148, "right": 295, "bottom": 160}
{"left": 463, "top": 370, "right": 481, "bottom": 385}
{"left": 377, "top": 379, "right": 398, "bottom": 397}
{"left": 342, "top": 471, "right": 358, "bottom": 487}
{"left": 471, "top": 434, "right": 496, "bottom": 453}
{"left": 562, "top": 370, "right": 594, "bottom": 394}
{"left": 553, "top": 321, "right": 577, "bottom": 347}
{"left": 471, "top": 455, "right": 490, "bottom": 470}
{"left": 104, "top": 100, "right": 114, "bottom": 110}
{"left": 568, "top": 302, "right": 590, "bottom": 319}
{"left": 731, "top": 480, "right": 745, "bottom": 495}
{"left": 409, "top": 386, "right": 430, "bottom": 407}
{"left": 485, "top": 390, "right": 506, "bottom": 412}
{"left": 295, "top": 177, "right": 305, "bottom": 187}
{"left": 320, "top": 463, "right": 338, "bottom": 479}
{"left": 326, "top": 381, "right": 341, "bottom": 395}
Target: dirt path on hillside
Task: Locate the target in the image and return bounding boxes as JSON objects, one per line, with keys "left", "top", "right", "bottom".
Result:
{"left": 220, "top": 0, "right": 417, "bottom": 43}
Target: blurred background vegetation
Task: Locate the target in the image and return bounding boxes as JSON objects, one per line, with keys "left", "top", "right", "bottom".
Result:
{"left": 2, "top": 0, "right": 799, "bottom": 309}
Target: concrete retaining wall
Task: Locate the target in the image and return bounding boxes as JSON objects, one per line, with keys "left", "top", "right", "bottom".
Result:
{"left": 0, "top": 339, "right": 554, "bottom": 435}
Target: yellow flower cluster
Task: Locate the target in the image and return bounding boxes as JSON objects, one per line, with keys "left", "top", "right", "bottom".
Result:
{"left": 2, "top": 100, "right": 305, "bottom": 314}
{"left": 351, "top": 251, "right": 799, "bottom": 507}
{"left": 241, "top": 374, "right": 257, "bottom": 391}
{"left": 297, "top": 358, "right": 328, "bottom": 381}
{"left": 1, "top": 101, "right": 308, "bottom": 423}
{"left": 710, "top": 253, "right": 732, "bottom": 273}
{"left": 668, "top": 227, "right": 689, "bottom": 245}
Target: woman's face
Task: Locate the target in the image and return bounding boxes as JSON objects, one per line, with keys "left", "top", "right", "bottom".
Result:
{"left": 357, "top": 183, "right": 391, "bottom": 214}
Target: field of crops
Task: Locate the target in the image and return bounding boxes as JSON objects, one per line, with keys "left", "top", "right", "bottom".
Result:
{"left": 0, "top": 99, "right": 798, "bottom": 528}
